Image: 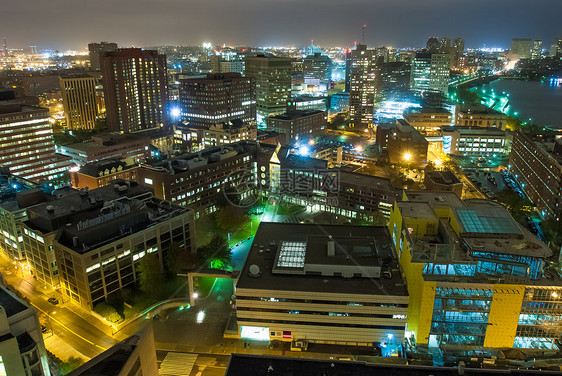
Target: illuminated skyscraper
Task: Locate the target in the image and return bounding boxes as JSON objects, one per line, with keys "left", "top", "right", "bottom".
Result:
{"left": 426, "top": 37, "right": 440, "bottom": 52}
{"left": 410, "top": 53, "right": 450, "bottom": 96}
{"left": 511, "top": 38, "right": 533, "bottom": 59}
{"left": 59, "top": 74, "right": 98, "bottom": 130}
{"left": 550, "top": 38, "right": 562, "bottom": 57}
{"left": 100, "top": 48, "right": 168, "bottom": 133}
{"left": 531, "top": 40, "right": 543, "bottom": 59}
{"left": 245, "top": 55, "right": 292, "bottom": 126}
{"left": 348, "top": 44, "right": 376, "bottom": 128}
{"left": 0, "top": 105, "right": 71, "bottom": 182}
{"left": 302, "top": 53, "right": 332, "bottom": 93}
{"left": 179, "top": 73, "right": 256, "bottom": 128}
{"left": 88, "top": 41, "right": 117, "bottom": 71}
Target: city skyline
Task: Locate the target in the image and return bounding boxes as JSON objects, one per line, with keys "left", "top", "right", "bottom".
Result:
{"left": 3, "top": 0, "right": 562, "bottom": 50}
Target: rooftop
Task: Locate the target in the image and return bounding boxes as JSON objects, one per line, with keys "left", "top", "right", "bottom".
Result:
{"left": 78, "top": 160, "right": 135, "bottom": 178}
{"left": 225, "top": 354, "right": 562, "bottom": 376}
{"left": 25, "top": 181, "right": 188, "bottom": 254}
{"left": 0, "top": 169, "right": 41, "bottom": 212}
{"left": 425, "top": 170, "right": 462, "bottom": 186}
{"left": 0, "top": 286, "right": 29, "bottom": 318}
{"left": 339, "top": 171, "right": 394, "bottom": 191}
{"left": 457, "top": 104, "right": 506, "bottom": 116}
{"left": 0, "top": 104, "right": 47, "bottom": 116}
{"left": 267, "top": 110, "right": 325, "bottom": 121}
{"left": 142, "top": 141, "right": 258, "bottom": 174}
{"left": 441, "top": 126, "right": 507, "bottom": 135}
{"left": 237, "top": 223, "right": 407, "bottom": 296}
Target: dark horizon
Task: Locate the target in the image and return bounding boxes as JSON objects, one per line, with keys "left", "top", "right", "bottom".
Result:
{"left": 4, "top": 0, "right": 562, "bottom": 51}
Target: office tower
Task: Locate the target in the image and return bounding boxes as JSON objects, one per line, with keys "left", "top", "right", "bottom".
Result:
{"left": 511, "top": 38, "right": 533, "bottom": 59}
{"left": 2, "top": 37, "right": 7, "bottom": 57}
{"left": 344, "top": 49, "right": 352, "bottom": 93}
{"left": 0, "top": 105, "right": 71, "bottom": 182}
{"left": 550, "top": 38, "right": 562, "bottom": 57}
{"left": 531, "top": 40, "right": 543, "bottom": 59}
{"left": 453, "top": 37, "right": 465, "bottom": 66}
{"left": 348, "top": 44, "right": 377, "bottom": 128}
{"left": 265, "top": 110, "right": 327, "bottom": 142}
{"left": 429, "top": 53, "right": 451, "bottom": 95}
{"left": 426, "top": 37, "right": 440, "bottom": 52}
{"left": 59, "top": 74, "right": 98, "bottom": 130}
{"left": 509, "top": 132, "right": 562, "bottom": 221}
{"left": 100, "top": 48, "right": 168, "bottom": 133}
{"left": 179, "top": 73, "right": 255, "bottom": 128}
{"left": 302, "top": 53, "right": 332, "bottom": 93}
{"left": 88, "top": 41, "right": 117, "bottom": 71}
{"left": 0, "top": 285, "right": 51, "bottom": 376}
{"left": 28, "top": 45, "right": 38, "bottom": 54}
{"left": 410, "top": 53, "right": 450, "bottom": 96}
{"left": 210, "top": 55, "right": 245, "bottom": 74}
{"left": 245, "top": 55, "right": 292, "bottom": 126}
{"left": 439, "top": 37, "right": 451, "bottom": 52}
{"left": 376, "top": 61, "right": 411, "bottom": 98}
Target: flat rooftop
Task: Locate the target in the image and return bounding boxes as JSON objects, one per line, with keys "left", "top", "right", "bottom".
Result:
{"left": 225, "top": 354, "right": 562, "bottom": 376}
{"left": 267, "top": 110, "right": 324, "bottom": 121}
{"left": 339, "top": 171, "right": 394, "bottom": 191}
{"left": 425, "top": 170, "right": 461, "bottom": 185}
{"left": 0, "top": 286, "right": 29, "bottom": 317}
{"left": 237, "top": 223, "right": 407, "bottom": 296}
{"left": 143, "top": 141, "right": 258, "bottom": 174}
{"left": 441, "top": 126, "right": 507, "bottom": 136}
{"left": 25, "top": 181, "right": 188, "bottom": 254}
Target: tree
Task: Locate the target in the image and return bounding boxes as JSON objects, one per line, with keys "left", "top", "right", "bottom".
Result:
{"left": 542, "top": 218, "right": 562, "bottom": 246}
{"left": 197, "top": 235, "right": 231, "bottom": 269}
{"left": 215, "top": 205, "right": 249, "bottom": 233}
{"left": 137, "top": 253, "right": 164, "bottom": 297}
{"left": 93, "top": 301, "right": 122, "bottom": 323}
{"left": 165, "top": 241, "right": 182, "bottom": 276}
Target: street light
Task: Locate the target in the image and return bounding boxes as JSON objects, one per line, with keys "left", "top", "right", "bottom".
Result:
{"left": 403, "top": 153, "right": 411, "bottom": 161}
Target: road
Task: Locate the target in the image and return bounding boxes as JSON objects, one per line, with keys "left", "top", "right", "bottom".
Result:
{"left": 0, "top": 261, "right": 117, "bottom": 359}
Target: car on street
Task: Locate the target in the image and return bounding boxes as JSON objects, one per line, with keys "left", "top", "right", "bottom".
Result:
{"left": 47, "top": 297, "right": 59, "bottom": 305}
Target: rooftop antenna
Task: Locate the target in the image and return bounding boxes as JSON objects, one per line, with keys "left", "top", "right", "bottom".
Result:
{"left": 362, "top": 25, "right": 366, "bottom": 45}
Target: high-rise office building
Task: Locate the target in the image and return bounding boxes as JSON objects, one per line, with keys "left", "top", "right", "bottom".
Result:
{"left": 438, "top": 37, "right": 451, "bottom": 51}
{"left": 376, "top": 62, "right": 411, "bottom": 98}
{"left": 410, "top": 53, "right": 450, "bottom": 96}
{"left": 348, "top": 44, "right": 377, "bottom": 128}
{"left": 0, "top": 105, "right": 71, "bottom": 182}
{"left": 452, "top": 38, "right": 465, "bottom": 66}
{"left": 100, "top": 48, "right": 168, "bottom": 133}
{"left": 302, "top": 53, "right": 332, "bottom": 92}
{"left": 531, "top": 40, "right": 543, "bottom": 59}
{"left": 426, "top": 37, "right": 440, "bottom": 52}
{"left": 178, "top": 73, "right": 255, "bottom": 128}
{"left": 88, "top": 41, "right": 117, "bottom": 71}
{"left": 550, "top": 38, "right": 562, "bottom": 57}
{"left": 511, "top": 38, "right": 533, "bottom": 59}
{"left": 245, "top": 55, "right": 292, "bottom": 126}
{"left": 59, "top": 74, "right": 98, "bottom": 130}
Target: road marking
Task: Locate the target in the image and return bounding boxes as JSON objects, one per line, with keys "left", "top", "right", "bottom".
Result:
{"left": 33, "top": 304, "right": 109, "bottom": 351}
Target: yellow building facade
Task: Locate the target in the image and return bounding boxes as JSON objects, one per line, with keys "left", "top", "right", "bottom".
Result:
{"left": 388, "top": 191, "right": 562, "bottom": 350}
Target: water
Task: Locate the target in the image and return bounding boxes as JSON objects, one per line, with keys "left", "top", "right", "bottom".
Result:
{"left": 472, "top": 79, "right": 562, "bottom": 128}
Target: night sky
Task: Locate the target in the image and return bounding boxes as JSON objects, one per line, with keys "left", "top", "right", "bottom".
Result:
{"left": 5, "top": 0, "right": 562, "bottom": 50}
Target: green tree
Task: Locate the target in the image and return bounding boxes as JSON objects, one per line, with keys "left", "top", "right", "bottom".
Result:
{"left": 215, "top": 205, "right": 249, "bottom": 233}
{"left": 137, "top": 253, "right": 164, "bottom": 297}
{"left": 542, "top": 218, "right": 562, "bottom": 246}
{"left": 197, "top": 235, "right": 231, "bottom": 269}
{"left": 93, "top": 301, "right": 122, "bottom": 323}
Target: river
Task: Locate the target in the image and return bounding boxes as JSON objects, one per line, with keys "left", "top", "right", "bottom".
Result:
{"left": 470, "top": 78, "right": 562, "bottom": 128}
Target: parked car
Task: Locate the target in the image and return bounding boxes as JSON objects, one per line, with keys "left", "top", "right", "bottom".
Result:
{"left": 47, "top": 297, "right": 59, "bottom": 305}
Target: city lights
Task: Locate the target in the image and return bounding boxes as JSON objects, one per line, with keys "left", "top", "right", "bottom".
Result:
{"left": 170, "top": 107, "right": 181, "bottom": 119}
{"left": 196, "top": 311, "right": 205, "bottom": 324}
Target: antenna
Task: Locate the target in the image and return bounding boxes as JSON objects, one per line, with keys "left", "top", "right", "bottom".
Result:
{"left": 362, "top": 25, "right": 366, "bottom": 45}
